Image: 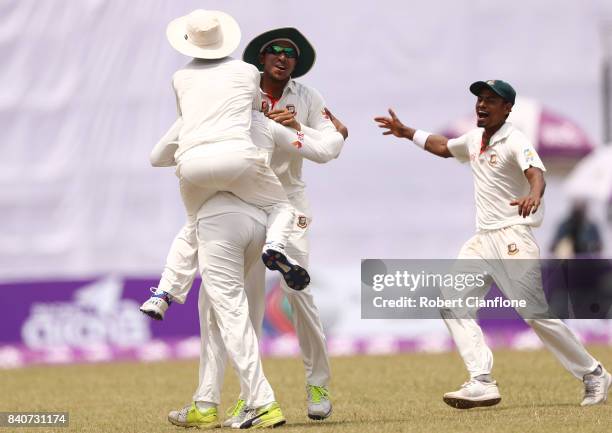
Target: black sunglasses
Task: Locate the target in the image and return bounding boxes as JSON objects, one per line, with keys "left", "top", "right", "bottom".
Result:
{"left": 264, "top": 44, "right": 298, "bottom": 59}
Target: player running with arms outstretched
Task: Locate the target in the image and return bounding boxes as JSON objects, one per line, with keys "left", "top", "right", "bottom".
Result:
{"left": 375, "top": 79, "right": 610, "bottom": 409}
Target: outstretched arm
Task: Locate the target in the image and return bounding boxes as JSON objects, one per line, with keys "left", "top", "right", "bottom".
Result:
{"left": 510, "top": 167, "right": 546, "bottom": 218}
{"left": 374, "top": 109, "right": 453, "bottom": 158}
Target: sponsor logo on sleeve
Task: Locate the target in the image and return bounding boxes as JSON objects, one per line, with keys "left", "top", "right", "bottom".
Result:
{"left": 523, "top": 148, "right": 536, "bottom": 164}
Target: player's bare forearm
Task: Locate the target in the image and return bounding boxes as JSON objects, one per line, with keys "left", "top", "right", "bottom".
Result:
{"left": 424, "top": 135, "right": 453, "bottom": 158}
{"left": 525, "top": 166, "right": 546, "bottom": 198}
{"left": 510, "top": 167, "right": 545, "bottom": 217}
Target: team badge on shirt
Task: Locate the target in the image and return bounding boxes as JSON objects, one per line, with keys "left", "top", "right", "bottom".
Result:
{"left": 286, "top": 104, "right": 296, "bottom": 114}
{"left": 261, "top": 100, "right": 269, "bottom": 113}
{"left": 507, "top": 243, "right": 519, "bottom": 255}
{"left": 488, "top": 153, "right": 498, "bottom": 166}
{"left": 297, "top": 215, "right": 308, "bottom": 228}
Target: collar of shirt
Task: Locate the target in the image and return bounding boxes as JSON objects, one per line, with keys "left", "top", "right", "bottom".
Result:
{"left": 488, "top": 122, "right": 513, "bottom": 145}
{"left": 479, "top": 122, "right": 514, "bottom": 153}
{"left": 260, "top": 78, "right": 297, "bottom": 110}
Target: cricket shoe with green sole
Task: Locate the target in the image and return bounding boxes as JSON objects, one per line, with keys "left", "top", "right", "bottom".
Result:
{"left": 239, "top": 401, "right": 286, "bottom": 429}
{"left": 306, "top": 385, "right": 332, "bottom": 420}
{"left": 167, "top": 402, "right": 220, "bottom": 429}
{"left": 223, "top": 398, "right": 247, "bottom": 428}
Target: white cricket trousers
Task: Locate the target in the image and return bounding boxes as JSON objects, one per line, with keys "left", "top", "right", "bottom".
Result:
{"left": 159, "top": 140, "right": 294, "bottom": 298}
{"left": 192, "top": 211, "right": 275, "bottom": 408}
{"left": 442, "top": 225, "right": 599, "bottom": 379}
{"left": 197, "top": 192, "right": 331, "bottom": 401}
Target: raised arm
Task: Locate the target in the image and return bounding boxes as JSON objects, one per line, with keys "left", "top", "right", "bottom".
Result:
{"left": 374, "top": 109, "right": 453, "bottom": 158}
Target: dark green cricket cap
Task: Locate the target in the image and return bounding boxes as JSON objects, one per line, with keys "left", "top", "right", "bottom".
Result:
{"left": 469, "top": 79, "right": 516, "bottom": 104}
{"left": 243, "top": 27, "right": 316, "bottom": 78}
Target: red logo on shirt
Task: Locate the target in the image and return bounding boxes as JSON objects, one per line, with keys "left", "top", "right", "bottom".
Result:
{"left": 261, "top": 100, "right": 269, "bottom": 113}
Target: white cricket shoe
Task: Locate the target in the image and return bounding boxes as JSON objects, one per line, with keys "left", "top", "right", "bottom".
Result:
{"left": 238, "top": 401, "right": 285, "bottom": 429}
{"left": 307, "top": 385, "right": 332, "bottom": 420}
{"left": 167, "top": 402, "right": 219, "bottom": 429}
{"left": 443, "top": 379, "right": 501, "bottom": 409}
{"left": 139, "top": 287, "right": 171, "bottom": 321}
{"left": 581, "top": 366, "right": 612, "bottom": 406}
{"left": 223, "top": 398, "right": 247, "bottom": 428}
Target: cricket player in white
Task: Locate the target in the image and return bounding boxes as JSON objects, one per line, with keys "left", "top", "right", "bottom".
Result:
{"left": 375, "top": 79, "right": 611, "bottom": 408}
{"left": 152, "top": 10, "right": 310, "bottom": 316}
{"left": 195, "top": 112, "right": 345, "bottom": 429}
{"left": 168, "top": 190, "right": 286, "bottom": 429}
{"left": 149, "top": 111, "right": 345, "bottom": 429}
{"left": 142, "top": 28, "right": 347, "bottom": 421}
{"left": 155, "top": 9, "right": 303, "bottom": 429}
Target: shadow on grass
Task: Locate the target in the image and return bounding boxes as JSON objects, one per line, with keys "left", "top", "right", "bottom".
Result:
{"left": 466, "top": 402, "right": 578, "bottom": 412}
{"left": 287, "top": 418, "right": 412, "bottom": 429}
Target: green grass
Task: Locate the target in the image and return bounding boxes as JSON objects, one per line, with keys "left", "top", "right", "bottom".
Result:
{"left": 1, "top": 347, "right": 611, "bottom": 432}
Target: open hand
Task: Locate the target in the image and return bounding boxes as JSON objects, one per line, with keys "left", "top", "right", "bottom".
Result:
{"left": 374, "top": 109, "right": 408, "bottom": 138}
{"left": 510, "top": 195, "right": 541, "bottom": 218}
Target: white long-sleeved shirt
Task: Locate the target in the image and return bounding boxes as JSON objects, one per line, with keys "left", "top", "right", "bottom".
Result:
{"left": 150, "top": 111, "right": 343, "bottom": 219}
{"left": 171, "top": 57, "right": 260, "bottom": 159}
{"left": 150, "top": 113, "right": 343, "bottom": 172}
{"left": 260, "top": 79, "right": 339, "bottom": 196}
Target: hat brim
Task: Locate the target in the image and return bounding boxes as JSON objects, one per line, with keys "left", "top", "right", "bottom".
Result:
{"left": 242, "top": 27, "right": 315, "bottom": 78}
{"left": 469, "top": 81, "right": 514, "bottom": 103}
{"left": 166, "top": 11, "right": 241, "bottom": 59}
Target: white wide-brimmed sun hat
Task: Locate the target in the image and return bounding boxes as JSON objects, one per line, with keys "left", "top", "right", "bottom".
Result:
{"left": 166, "top": 9, "right": 241, "bottom": 59}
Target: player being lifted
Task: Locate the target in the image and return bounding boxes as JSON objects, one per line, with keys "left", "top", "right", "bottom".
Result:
{"left": 374, "top": 80, "right": 611, "bottom": 408}
{"left": 141, "top": 27, "right": 347, "bottom": 422}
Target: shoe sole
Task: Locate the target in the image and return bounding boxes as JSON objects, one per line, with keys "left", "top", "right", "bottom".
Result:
{"left": 262, "top": 250, "right": 310, "bottom": 291}
{"left": 443, "top": 396, "right": 501, "bottom": 409}
{"left": 307, "top": 406, "right": 332, "bottom": 420}
{"left": 139, "top": 307, "right": 163, "bottom": 321}
{"left": 239, "top": 417, "right": 286, "bottom": 429}
{"left": 168, "top": 417, "right": 220, "bottom": 429}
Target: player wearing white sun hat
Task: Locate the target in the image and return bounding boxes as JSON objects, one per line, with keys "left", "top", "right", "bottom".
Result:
{"left": 141, "top": 26, "right": 347, "bottom": 423}
{"left": 158, "top": 9, "right": 295, "bottom": 429}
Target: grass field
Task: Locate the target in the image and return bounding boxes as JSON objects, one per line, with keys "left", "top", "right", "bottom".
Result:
{"left": 1, "top": 347, "right": 611, "bottom": 433}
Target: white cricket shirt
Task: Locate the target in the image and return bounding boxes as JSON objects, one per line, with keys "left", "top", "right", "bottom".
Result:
{"left": 195, "top": 112, "right": 343, "bottom": 224}
{"left": 172, "top": 57, "right": 260, "bottom": 158}
{"left": 447, "top": 122, "right": 546, "bottom": 231}
{"left": 259, "top": 79, "right": 339, "bottom": 196}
